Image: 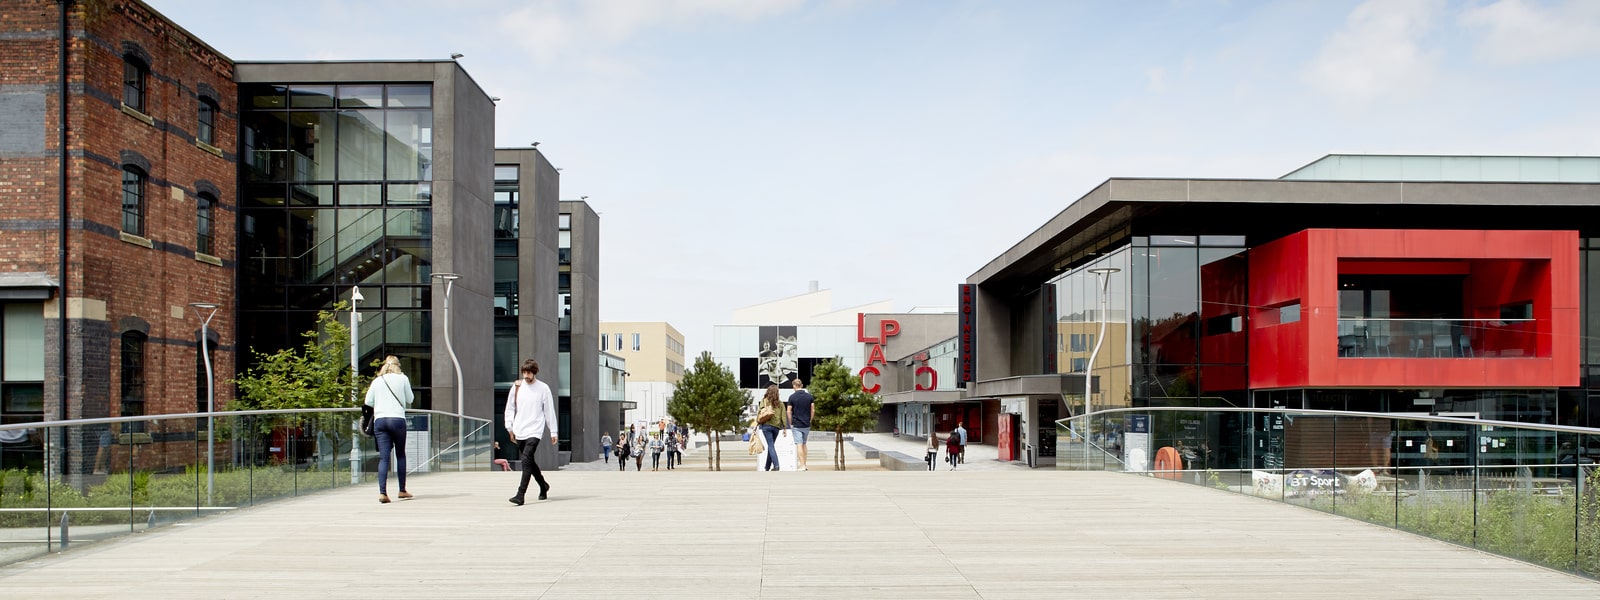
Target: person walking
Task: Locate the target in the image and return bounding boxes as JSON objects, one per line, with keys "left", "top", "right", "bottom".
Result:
{"left": 505, "top": 359, "right": 558, "bottom": 506}
{"left": 601, "top": 432, "right": 613, "bottom": 464}
{"left": 649, "top": 432, "right": 664, "bottom": 470}
{"left": 787, "top": 379, "right": 815, "bottom": 471}
{"left": 954, "top": 421, "right": 968, "bottom": 465}
{"left": 757, "top": 384, "right": 786, "bottom": 472}
{"left": 946, "top": 430, "right": 962, "bottom": 470}
{"left": 665, "top": 430, "right": 679, "bottom": 470}
{"left": 364, "top": 355, "right": 414, "bottom": 503}
{"left": 616, "top": 427, "right": 631, "bottom": 471}
{"left": 925, "top": 431, "right": 939, "bottom": 471}
{"left": 632, "top": 427, "right": 647, "bottom": 471}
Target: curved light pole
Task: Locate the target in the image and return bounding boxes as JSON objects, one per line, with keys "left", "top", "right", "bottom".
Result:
{"left": 348, "top": 286, "right": 363, "bottom": 484}
{"left": 431, "top": 272, "right": 463, "bottom": 471}
{"left": 1084, "top": 267, "right": 1120, "bottom": 423}
{"left": 188, "top": 302, "right": 219, "bottom": 505}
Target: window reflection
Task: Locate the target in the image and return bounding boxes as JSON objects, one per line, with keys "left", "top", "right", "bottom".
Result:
{"left": 240, "top": 83, "right": 434, "bottom": 393}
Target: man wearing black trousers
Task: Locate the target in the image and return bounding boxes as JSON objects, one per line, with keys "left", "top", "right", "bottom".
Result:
{"left": 505, "top": 359, "right": 558, "bottom": 505}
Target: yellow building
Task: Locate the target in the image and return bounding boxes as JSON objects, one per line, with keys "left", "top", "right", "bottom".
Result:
{"left": 597, "top": 322, "right": 685, "bottom": 425}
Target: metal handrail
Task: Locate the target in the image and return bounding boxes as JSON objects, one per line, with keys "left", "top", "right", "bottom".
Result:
{"left": 1057, "top": 406, "right": 1600, "bottom": 436}
{"left": 0, "top": 408, "right": 487, "bottom": 432}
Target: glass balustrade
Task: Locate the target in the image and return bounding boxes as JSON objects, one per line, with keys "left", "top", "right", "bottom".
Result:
{"left": 0, "top": 408, "right": 492, "bottom": 567}
{"left": 1059, "top": 407, "right": 1600, "bottom": 579}
{"left": 1335, "top": 318, "right": 1538, "bottom": 358}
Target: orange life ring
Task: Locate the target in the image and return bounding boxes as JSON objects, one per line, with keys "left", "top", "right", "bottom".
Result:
{"left": 1153, "top": 446, "right": 1183, "bottom": 480}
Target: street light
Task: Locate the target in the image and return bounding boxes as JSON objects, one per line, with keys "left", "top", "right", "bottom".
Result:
{"left": 188, "top": 302, "right": 219, "bottom": 505}
{"left": 1084, "top": 267, "right": 1120, "bottom": 422}
{"left": 348, "top": 286, "right": 363, "bottom": 484}
{"left": 621, "top": 371, "right": 631, "bottom": 432}
{"left": 431, "top": 272, "right": 463, "bottom": 471}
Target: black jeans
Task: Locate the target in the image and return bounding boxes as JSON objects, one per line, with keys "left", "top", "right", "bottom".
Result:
{"left": 515, "top": 437, "right": 549, "bottom": 498}
{"left": 374, "top": 417, "right": 407, "bottom": 495}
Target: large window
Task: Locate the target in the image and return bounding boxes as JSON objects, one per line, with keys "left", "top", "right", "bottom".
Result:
{"left": 122, "top": 57, "right": 147, "bottom": 112}
{"left": 1, "top": 304, "right": 45, "bottom": 470}
{"left": 239, "top": 82, "right": 435, "bottom": 404}
{"left": 122, "top": 166, "right": 146, "bottom": 236}
{"left": 197, "top": 98, "right": 218, "bottom": 146}
{"left": 197, "top": 193, "right": 216, "bottom": 255}
{"left": 120, "top": 332, "right": 147, "bottom": 431}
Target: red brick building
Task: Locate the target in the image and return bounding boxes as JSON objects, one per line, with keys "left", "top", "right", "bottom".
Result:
{"left": 1, "top": 0, "right": 237, "bottom": 471}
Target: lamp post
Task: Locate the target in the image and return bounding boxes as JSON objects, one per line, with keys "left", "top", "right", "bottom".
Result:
{"left": 621, "top": 371, "right": 631, "bottom": 433}
{"left": 1084, "top": 267, "right": 1120, "bottom": 424}
{"left": 349, "top": 286, "right": 363, "bottom": 484}
{"left": 188, "top": 302, "right": 219, "bottom": 505}
{"left": 431, "top": 272, "right": 463, "bottom": 471}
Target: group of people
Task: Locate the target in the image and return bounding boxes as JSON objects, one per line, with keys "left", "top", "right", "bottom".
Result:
{"left": 753, "top": 378, "right": 815, "bottom": 472}
{"left": 924, "top": 421, "right": 968, "bottom": 471}
{"left": 361, "top": 356, "right": 560, "bottom": 507}
{"left": 604, "top": 423, "right": 687, "bottom": 471}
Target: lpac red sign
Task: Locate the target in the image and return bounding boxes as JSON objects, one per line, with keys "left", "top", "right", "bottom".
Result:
{"left": 857, "top": 313, "right": 898, "bottom": 394}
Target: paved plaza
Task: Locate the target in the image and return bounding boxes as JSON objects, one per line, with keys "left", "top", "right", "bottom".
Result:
{"left": 1, "top": 465, "right": 1596, "bottom": 598}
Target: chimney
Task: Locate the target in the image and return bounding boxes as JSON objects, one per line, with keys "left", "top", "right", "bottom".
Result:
{"left": 808, "top": 280, "right": 819, "bottom": 293}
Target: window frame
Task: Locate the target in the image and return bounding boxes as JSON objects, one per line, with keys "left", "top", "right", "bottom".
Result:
{"left": 120, "top": 331, "right": 147, "bottom": 431}
{"left": 122, "top": 166, "right": 147, "bottom": 236}
{"left": 197, "top": 193, "right": 216, "bottom": 255}
{"left": 197, "top": 97, "right": 218, "bottom": 146}
{"left": 123, "top": 57, "right": 148, "bottom": 112}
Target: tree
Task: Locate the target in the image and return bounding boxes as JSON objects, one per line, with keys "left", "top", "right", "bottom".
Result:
{"left": 811, "top": 357, "right": 882, "bottom": 470}
{"left": 667, "top": 352, "right": 750, "bottom": 471}
{"left": 234, "top": 303, "right": 366, "bottom": 433}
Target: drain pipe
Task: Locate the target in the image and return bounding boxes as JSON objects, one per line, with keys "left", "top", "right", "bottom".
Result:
{"left": 57, "top": 0, "right": 71, "bottom": 473}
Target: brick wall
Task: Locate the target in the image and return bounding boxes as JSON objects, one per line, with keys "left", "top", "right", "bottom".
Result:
{"left": 1, "top": 0, "right": 239, "bottom": 471}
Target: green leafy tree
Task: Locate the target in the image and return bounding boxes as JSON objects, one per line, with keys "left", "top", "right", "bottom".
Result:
{"left": 667, "top": 352, "right": 750, "bottom": 471}
{"left": 811, "top": 357, "right": 882, "bottom": 470}
{"left": 234, "top": 303, "right": 367, "bottom": 433}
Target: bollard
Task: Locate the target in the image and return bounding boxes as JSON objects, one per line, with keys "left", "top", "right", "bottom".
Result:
{"left": 59, "top": 512, "right": 69, "bottom": 550}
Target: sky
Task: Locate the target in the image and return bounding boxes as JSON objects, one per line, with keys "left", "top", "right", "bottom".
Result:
{"left": 146, "top": 0, "right": 1600, "bottom": 358}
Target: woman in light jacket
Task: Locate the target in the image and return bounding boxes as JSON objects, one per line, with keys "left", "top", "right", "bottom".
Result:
{"left": 365, "top": 355, "right": 414, "bottom": 503}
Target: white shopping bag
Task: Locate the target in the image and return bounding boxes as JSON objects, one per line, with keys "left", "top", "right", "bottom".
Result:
{"left": 752, "top": 429, "right": 801, "bottom": 471}
{"left": 774, "top": 430, "right": 798, "bottom": 471}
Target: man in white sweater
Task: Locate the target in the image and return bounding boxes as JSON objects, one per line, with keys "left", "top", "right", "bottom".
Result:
{"left": 505, "top": 358, "right": 558, "bottom": 505}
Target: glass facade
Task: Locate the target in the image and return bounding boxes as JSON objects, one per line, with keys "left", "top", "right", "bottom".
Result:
{"left": 557, "top": 211, "right": 573, "bottom": 452}
{"left": 1043, "top": 232, "right": 1600, "bottom": 429}
{"left": 238, "top": 83, "right": 434, "bottom": 406}
{"left": 1052, "top": 236, "right": 1250, "bottom": 414}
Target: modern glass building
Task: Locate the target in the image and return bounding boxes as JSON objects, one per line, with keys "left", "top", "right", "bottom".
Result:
{"left": 235, "top": 61, "right": 499, "bottom": 419}
{"left": 966, "top": 155, "right": 1600, "bottom": 468}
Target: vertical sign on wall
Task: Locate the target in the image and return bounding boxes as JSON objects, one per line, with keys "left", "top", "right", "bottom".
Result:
{"left": 1041, "top": 283, "right": 1057, "bottom": 374}
{"left": 958, "top": 284, "right": 976, "bottom": 387}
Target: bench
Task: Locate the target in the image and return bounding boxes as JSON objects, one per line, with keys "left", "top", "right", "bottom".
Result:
{"left": 849, "top": 440, "right": 879, "bottom": 459}
{"left": 880, "top": 450, "right": 929, "bottom": 471}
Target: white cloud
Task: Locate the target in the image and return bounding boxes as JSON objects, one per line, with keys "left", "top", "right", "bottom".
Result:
{"left": 1460, "top": 0, "right": 1600, "bottom": 65}
{"left": 1303, "top": 0, "right": 1444, "bottom": 104}
{"left": 1146, "top": 66, "right": 1168, "bottom": 93}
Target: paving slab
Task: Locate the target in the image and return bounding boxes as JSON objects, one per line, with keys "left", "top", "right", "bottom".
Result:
{"left": 0, "top": 470, "right": 1595, "bottom": 598}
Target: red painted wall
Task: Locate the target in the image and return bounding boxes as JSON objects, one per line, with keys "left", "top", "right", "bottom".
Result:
{"left": 1249, "top": 229, "right": 1579, "bottom": 389}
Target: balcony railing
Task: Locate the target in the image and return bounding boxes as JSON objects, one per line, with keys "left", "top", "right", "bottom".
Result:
{"left": 1059, "top": 407, "right": 1600, "bottom": 579}
{"left": 0, "top": 408, "right": 493, "bottom": 567}
{"left": 1336, "top": 318, "right": 1537, "bottom": 358}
